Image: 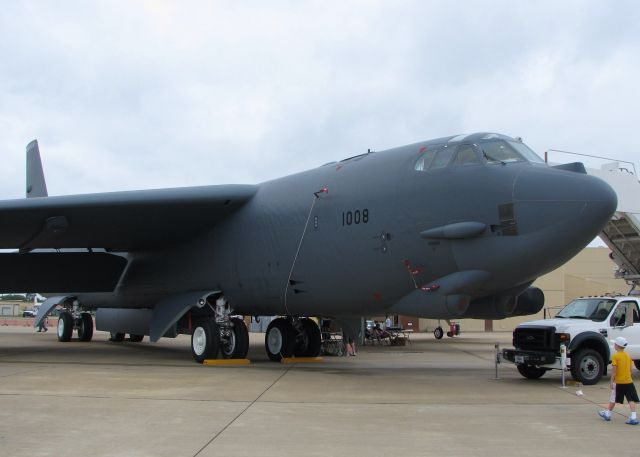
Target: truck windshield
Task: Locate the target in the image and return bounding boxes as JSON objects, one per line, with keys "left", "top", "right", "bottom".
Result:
{"left": 556, "top": 298, "right": 616, "bottom": 321}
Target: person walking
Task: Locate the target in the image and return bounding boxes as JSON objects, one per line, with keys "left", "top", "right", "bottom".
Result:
{"left": 598, "top": 336, "right": 638, "bottom": 425}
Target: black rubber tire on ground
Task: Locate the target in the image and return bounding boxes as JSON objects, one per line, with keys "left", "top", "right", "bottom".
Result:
{"left": 110, "top": 332, "right": 125, "bottom": 342}
{"left": 516, "top": 364, "right": 547, "bottom": 380}
{"left": 295, "top": 318, "right": 322, "bottom": 357}
{"left": 57, "top": 312, "right": 74, "bottom": 342}
{"left": 570, "top": 348, "right": 604, "bottom": 385}
{"left": 129, "top": 334, "right": 144, "bottom": 342}
{"left": 265, "top": 318, "right": 295, "bottom": 362}
{"left": 635, "top": 360, "right": 640, "bottom": 371}
{"left": 433, "top": 327, "right": 444, "bottom": 339}
{"left": 221, "top": 317, "right": 249, "bottom": 359}
{"left": 77, "top": 313, "right": 94, "bottom": 342}
{"left": 191, "top": 320, "right": 220, "bottom": 363}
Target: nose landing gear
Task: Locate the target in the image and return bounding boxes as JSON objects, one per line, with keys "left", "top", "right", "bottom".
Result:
{"left": 433, "top": 320, "right": 461, "bottom": 339}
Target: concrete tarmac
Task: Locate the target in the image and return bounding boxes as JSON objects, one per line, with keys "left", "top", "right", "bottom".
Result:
{"left": 0, "top": 326, "right": 636, "bottom": 457}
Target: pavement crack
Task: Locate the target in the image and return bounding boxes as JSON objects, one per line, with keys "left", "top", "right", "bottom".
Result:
{"left": 192, "top": 364, "right": 295, "bottom": 457}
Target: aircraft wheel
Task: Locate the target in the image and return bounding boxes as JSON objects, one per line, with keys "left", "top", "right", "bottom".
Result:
{"left": 635, "top": 360, "right": 640, "bottom": 371}
{"left": 191, "top": 320, "right": 220, "bottom": 363}
{"left": 265, "top": 318, "right": 295, "bottom": 362}
{"left": 77, "top": 313, "right": 94, "bottom": 342}
{"left": 57, "top": 312, "right": 73, "bottom": 342}
{"left": 295, "top": 318, "right": 321, "bottom": 357}
{"left": 110, "top": 332, "right": 125, "bottom": 342}
{"left": 433, "top": 327, "right": 444, "bottom": 339}
{"left": 129, "top": 334, "right": 144, "bottom": 342}
{"left": 221, "top": 317, "right": 249, "bottom": 359}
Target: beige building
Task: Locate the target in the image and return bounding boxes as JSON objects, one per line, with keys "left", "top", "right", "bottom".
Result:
{"left": 419, "top": 247, "right": 629, "bottom": 333}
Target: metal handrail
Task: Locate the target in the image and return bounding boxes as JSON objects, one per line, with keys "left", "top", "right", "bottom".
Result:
{"left": 545, "top": 149, "right": 637, "bottom": 176}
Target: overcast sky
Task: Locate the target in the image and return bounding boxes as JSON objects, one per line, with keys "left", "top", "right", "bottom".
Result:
{"left": 1, "top": 0, "right": 639, "bottom": 199}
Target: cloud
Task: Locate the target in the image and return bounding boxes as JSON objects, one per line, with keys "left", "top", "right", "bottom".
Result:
{"left": 1, "top": 0, "right": 639, "bottom": 199}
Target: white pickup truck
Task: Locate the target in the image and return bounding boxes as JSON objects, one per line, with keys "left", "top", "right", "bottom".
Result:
{"left": 503, "top": 295, "right": 640, "bottom": 384}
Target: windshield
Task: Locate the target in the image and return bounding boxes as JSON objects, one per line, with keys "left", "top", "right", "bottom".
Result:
{"left": 479, "top": 139, "right": 544, "bottom": 164}
{"left": 508, "top": 141, "right": 544, "bottom": 163}
{"left": 480, "top": 140, "right": 523, "bottom": 164}
{"left": 556, "top": 298, "right": 616, "bottom": 321}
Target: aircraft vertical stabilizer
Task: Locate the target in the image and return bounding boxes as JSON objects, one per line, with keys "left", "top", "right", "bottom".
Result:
{"left": 26, "top": 140, "right": 48, "bottom": 198}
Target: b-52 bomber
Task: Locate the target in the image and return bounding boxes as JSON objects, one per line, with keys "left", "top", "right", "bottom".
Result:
{"left": 0, "top": 133, "right": 617, "bottom": 363}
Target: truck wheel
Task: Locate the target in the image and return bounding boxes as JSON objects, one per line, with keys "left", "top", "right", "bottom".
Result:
{"left": 570, "top": 349, "right": 603, "bottom": 385}
{"left": 516, "top": 364, "right": 547, "bottom": 379}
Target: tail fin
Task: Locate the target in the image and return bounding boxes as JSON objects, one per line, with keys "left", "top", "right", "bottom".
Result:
{"left": 26, "top": 140, "right": 48, "bottom": 198}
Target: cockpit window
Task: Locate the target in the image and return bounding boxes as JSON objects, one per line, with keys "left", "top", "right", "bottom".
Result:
{"left": 480, "top": 140, "right": 544, "bottom": 164}
{"left": 414, "top": 145, "right": 455, "bottom": 171}
{"left": 480, "top": 140, "right": 524, "bottom": 164}
{"left": 414, "top": 148, "right": 437, "bottom": 171}
{"left": 509, "top": 141, "right": 545, "bottom": 163}
{"left": 453, "top": 144, "right": 481, "bottom": 166}
{"left": 431, "top": 147, "right": 455, "bottom": 169}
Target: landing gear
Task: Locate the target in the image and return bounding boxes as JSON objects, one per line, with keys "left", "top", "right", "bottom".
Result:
{"left": 265, "top": 318, "right": 296, "bottom": 362}
{"left": 191, "top": 320, "right": 220, "bottom": 363}
{"left": 57, "top": 300, "right": 95, "bottom": 343}
{"left": 294, "top": 318, "right": 322, "bottom": 357}
{"left": 220, "top": 317, "right": 249, "bottom": 359}
{"left": 433, "top": 327, "right": 444, "bottom": 339}
{"left": 129, "top": 334, "right": 144, "bottom": 342}
{"left": 264, "top": 317, "right": 322, "bottom": 361}
{"left": 57, "top": 312, "right": 74, "bottom": 342}
{"left": 110, "top": 332, "right": 125, "bottom": 342}
{"left": 77, "top": 313, "right": 94, "bottom": 342}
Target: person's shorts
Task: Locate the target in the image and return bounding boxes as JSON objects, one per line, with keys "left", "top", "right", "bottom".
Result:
{"left": 615, "top": 383, "right": 639, "bottom": 404}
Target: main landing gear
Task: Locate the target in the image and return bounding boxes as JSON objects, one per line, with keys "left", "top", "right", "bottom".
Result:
{"left": 57, "top": 303, "right": 94, "bottom": 343}
{"left": 190, "top": 296, "right": 250, "bottom": 363}
{"left": 265, "top": 317, "right": 321, "bottom": 362}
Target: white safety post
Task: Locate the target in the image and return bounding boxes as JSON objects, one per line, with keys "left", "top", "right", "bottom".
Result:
{"left": 560, "top": 344, "right": 567, "bottom": 388}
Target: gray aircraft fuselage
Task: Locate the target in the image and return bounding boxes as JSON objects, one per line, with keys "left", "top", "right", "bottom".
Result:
{"left": 71, "top": 133, "right": 616, "bottom": 321}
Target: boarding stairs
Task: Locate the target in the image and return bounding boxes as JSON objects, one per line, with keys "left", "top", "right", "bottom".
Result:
{"left": 546, "top": 150, "right": 640, "bottom": 288}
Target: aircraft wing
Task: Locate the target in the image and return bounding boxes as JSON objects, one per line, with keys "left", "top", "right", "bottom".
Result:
{"left": 0, "top": 184, "right": 257, "bottom": 252}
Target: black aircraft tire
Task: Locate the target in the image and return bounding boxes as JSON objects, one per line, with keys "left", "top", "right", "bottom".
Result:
{"left": 516, "top": 364, "right": 547, "bottom": 380}
{"left": 295, "top": 318, "right": 322, "bottom": 357}
{"left": 57, "top": 312, "right": 74, "bottom": 342}
{"left": 221, "top": 317, "right": 249, "bottom": 359}
{"left": 191, "top": 321, "right": 220, "bottom": 363}
{"left": 129, "top": 334, "right": 144, "bottom": 342}
{"left": 434, "top": 327, "right": 444, "bottom": 339}
{"left": 570, "top": 348, "right": 604, "bottom": 385}
{"left": 110, "top": 332, "right": 125, "bottom": 342}
{"left": 265, "top": 318, "right": 295, "bottom": 362}
{"left": 77, "top": 313, "right": 94, "bottom": 342}
{"left": 635, "top": 360, "right": 640, "bottom": 371}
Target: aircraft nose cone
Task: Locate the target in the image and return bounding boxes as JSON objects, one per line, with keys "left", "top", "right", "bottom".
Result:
{"left": 514, "top": 166, "right": 617, "bottom": 257}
